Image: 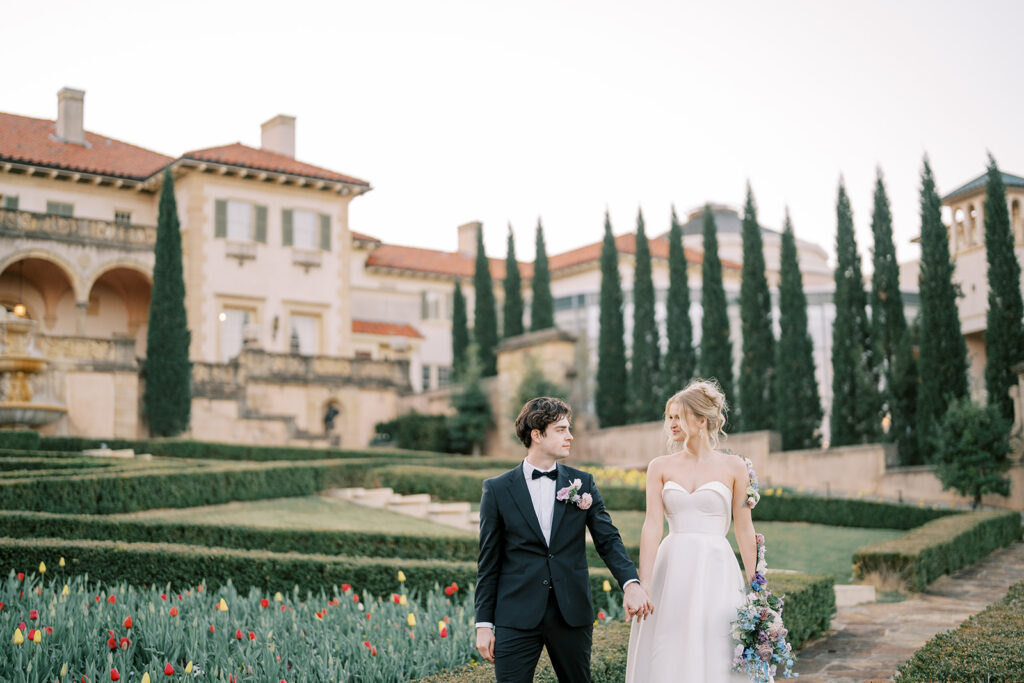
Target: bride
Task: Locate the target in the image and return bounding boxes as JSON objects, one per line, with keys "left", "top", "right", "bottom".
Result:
{"left": 626, "top": 379, "right": 760, "bottom": 682}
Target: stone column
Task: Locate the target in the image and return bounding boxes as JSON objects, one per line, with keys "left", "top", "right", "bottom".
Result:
{"left": 76, "top": 301, "right": 89, "bottom": 335}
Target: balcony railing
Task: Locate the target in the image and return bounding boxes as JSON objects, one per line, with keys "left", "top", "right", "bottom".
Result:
{"left": 0, "top": 208, "right": 156, "bottom": 251}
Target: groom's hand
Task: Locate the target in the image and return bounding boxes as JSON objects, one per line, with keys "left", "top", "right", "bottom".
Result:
{"left": 623, "top": 582, "right": 653, "bottom": 622}
{"left": 475, "top": 626, "right": 495, "bottom": 662}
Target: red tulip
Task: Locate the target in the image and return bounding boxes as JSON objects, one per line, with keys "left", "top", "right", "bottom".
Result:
{"left": 365, "top": 613, "right": 371, "bottom": 619}
{"left": 248, "top": 631, "right": 256, "bottom": 641}
{"left": 392, "top": 594, "right": 401, "bottom": 604}
{"left": 29, "top": 609, "right": 38, "bottom": 620}
{"left": 177, "top": 594, "right": 182, "bottom": 600}
{"left": 107, "top": 595, "right": 116, "bottom": 604}
{"left": 440, "top": 626, "right": 448, "bottom": 638}
{"left": 123, "top": 616, "right": 132, "bottom": 629}
{"left": 209, "top": 624, "right": 215, "bottom": 633}
{"left": 444, "top": 586, "right": 454, "bottom": 596}
{"left": 164, "top": 663, "right": 174, "bottom": 676}
{"left": 18, "top": 621, "right": 26, "bottom": 631}
{"left": 45, "top": 626, "right": 52, "bottom": 634}
{"left": 363, "top": 640, "right": 371, "bottom": 648}
{"left": 235, "top": 629, "right": 243, "bottom": 640}
{"left": 95, "top": 596, "right": 100, "bottom": 602}
{"left": 353, "top": 594, "right": 359, "bottom": 602}
{"left": 450, "top": 582, "right": 459, "bottom": 592}
{"left": 110, "top": 668, "right": 120, "bottom": 681}
{"left": 597, "top": 611, "right": 606, "bottom": 621}
{"left": 160, "top": 594, "right": 167, "bottom": 601}
{"left": 260, "top": 598, "right": 269, "bottom": 608}
{"left": 17, "top": 572, "right": 24, "bottom": 581}
{"left": 371, "top": 646, "right": 378, "bottom": 656}
{"left": 341, "top": 584, "right": 351, "bottom": 592}
{"left": 119, "top": 637, "right": 130, "bottom": 649}
{"left": 27, "top": 628, "right": 37, "bottom": 641}
{"left": 0, "top": 601, "right": 5, "bottom": 610}
{"left": 280, "top": 605, "right": 287, "bottom": 612}
{"left": 107, "top": 636, "right": 117, "bottom": 650}
{"left": 169, "top": 607, "right": 178, "bottom": 617}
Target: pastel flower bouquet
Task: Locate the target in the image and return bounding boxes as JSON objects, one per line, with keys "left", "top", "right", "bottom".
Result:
{"left": 556, "top": 478, "right": 593, "bottom": 510}
{"left": 731, "top": 532, "right": 797, "bottom": 681}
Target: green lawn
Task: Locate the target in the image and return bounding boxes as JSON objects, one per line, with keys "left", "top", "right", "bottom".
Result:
{"left": 605, "top": 510, "right": 903, "bottom": 583}
{"left": 112, "top": 496, "right": 474, "bottom": 537}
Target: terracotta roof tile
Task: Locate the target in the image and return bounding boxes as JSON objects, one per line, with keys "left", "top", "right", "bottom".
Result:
{"left": 183, "top": 143, "right": 369, "bottom": 186}
{"left": 548, "top": 232, "right": 740, "bottom": 272}
{"left": 0, "top": 111, "right": 172, "bottom": 180}
{"left": 352, "top": 319, "right": 423, "bottom": 338}
{"left": 365, "top": 244, "right": 530, "bottom": 280}
{"left": 351, "top": 230, "right": 381, "bottom": 243}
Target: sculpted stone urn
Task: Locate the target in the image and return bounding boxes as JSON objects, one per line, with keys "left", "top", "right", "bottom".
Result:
{"left": 0, "top": 313, "right": 66, "bottom": 428}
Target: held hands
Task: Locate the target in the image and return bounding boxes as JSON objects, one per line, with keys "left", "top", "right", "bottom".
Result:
{"left": 475, "top": 627, "right": 495, "bottom": 663}
{"left": 623, "top": 582, "right": 654, "bottom": 622}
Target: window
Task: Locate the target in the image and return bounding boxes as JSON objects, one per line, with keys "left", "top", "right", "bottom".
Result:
{"left": 437, "top": 366, "right": 451, "bottom": 387}
{"left": 114, "top": 211, "right": 131, "bottom": 226}
{"left": 421, "top": 291, "right": 443, "bottom": 320}
{"left": 46, "top": 201, "right": 73, "bottom": 217}
{"left": 421, "top": 364, "right": 432, "bottom": 391}
{"left": 219, "top": 308, "right": 251, "bottom": 362}
{"left": 289, "top": 313, "right": 319, "bottom": 355}
{"left": 355, "top": 350, "right": 373, "bottom": 360}
{"left": 2, "top": 195, "right": 18, "bottom": 210}
{"left": 283, "top": 209, "right": 331, "bottom": 251}
{"left": 215, "top": 199, "right": 267, "bottom": 243}
{"left": 293, "top": 210, "right": 318, "bottom": 250}
{"left": 227, "top": 201, "right": 253, "bottom": 241}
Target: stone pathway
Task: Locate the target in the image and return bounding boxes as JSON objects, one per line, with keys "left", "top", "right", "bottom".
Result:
{"left": 794, "top": 540, "right": 1024, "bottom": 682}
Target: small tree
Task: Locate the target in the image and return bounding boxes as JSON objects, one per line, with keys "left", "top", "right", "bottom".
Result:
{"left": 774, "top": 211, "right": 822, "bottom": 450}
{"left": 502, "top": 225, "right": 525, "bottom": 339}
{"left": 933, "top": 397, "right": 1012, "bottom": 508}
{"left": 511, "top": 356, "right": 570, "bottom": 422}
{"left": 447, "top": 347, "right": 493, "bottom": 455}
{"left": 628, "top": 208, "right": 661, "bottom": 422}
{"left": 473, "top": 225, "right": 499, "bottom": 376}
{"left": 699, "top": 205, "right": 734, "bottom": 426}
{"left": 144, "top": 168, "right": 191, "bottom": 436}
{"left": 663, "top": 206, "right": 696, "bottom": 394}
{"left": 983, "top": 154, "right": 1024, "bottom": 422}
{"left": 530, "top": 219, "right": 554, "bottom": 331}
{"left": 451, "top": 280, "right": 469, "bottom": 381}
{"left": 596, "top": 211, "right": 628, "bottom": 428}
{"left": 890, "top": 323, "right": 921, "bottom": 465}
{"left": 737, "top": 184, "right": 775, "bottom": 431}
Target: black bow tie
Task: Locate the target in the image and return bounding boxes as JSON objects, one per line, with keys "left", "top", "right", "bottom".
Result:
{"left": 532, "top": 468, "right": 558, "bottom": 481}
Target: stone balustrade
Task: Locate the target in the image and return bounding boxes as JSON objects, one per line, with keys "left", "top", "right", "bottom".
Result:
{"left": 0, "top": 208, "right": 155, "bottom": 251}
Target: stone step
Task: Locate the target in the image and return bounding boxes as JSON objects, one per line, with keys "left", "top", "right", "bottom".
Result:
{"left": 387, "top": 494, "right": 432, "bottom": 518}
{"left": 428, "top": 502, "right": 471, "bottom": 515}
{"left": 834, "top": 584, "right": 876, "bottom": 607}
{"left": 82, "top": 448, "right": 137, "bottom": 459}
{"left": 352, "top": 487, "right": 395, "bottom": 508}
{"left": 323, "top": 487, "right": 364, "bottom": 501}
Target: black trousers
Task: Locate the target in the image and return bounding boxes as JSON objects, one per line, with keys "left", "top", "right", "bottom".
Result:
{"left": 493, "top": 589, "right": 593, "bottom": 683}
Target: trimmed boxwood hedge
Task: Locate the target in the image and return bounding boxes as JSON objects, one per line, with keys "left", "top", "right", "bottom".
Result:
{"left": 753, "top": 491, "right": 956, "bottom": 529}
{"left": 0, "top": 536, "right": 621, "bottom": 602}
{"left": 853, "top": 510, "right": 1022, "bottom": 591}
{"left": 895, "top": 579, "right": 1024, "bottom": 681}
{"left": 0, "top": 430, "right": 40, "bottom": 450}
{"left": 419, "top": 572, "right": 835, "bottom": 682}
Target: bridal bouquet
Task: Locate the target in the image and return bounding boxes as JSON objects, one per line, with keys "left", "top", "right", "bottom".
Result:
{"left": 730, "top": 533, "right": 797, "bottom": 681}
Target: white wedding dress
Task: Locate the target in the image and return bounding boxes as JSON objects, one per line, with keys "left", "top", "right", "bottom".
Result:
{"left": 625, "top": 480, "right": 750, "bottom": 682}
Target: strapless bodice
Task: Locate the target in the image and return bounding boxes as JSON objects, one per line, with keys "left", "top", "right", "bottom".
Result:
{"left": 661, "top": 480, "right": 732, "bottom": 536}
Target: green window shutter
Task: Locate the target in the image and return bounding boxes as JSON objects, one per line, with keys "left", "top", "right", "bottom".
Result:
{"left": 421, "top": 292, "right": 429, "bottom": 320}
{"left": 319, "top": 214, "right": 331, "bottom": 251}
{"left": 254, "top": 205, "right": 268, "bottom": 243}
{"left": 282, "top": 209, "right": 294, "bottom": 246}
{"left": 215, "top": 199, "right": 227, "bottom": 238}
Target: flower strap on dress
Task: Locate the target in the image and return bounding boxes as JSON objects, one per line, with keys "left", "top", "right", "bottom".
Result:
{"left": 722, "top": 450, "right": 761, "bottom": 509}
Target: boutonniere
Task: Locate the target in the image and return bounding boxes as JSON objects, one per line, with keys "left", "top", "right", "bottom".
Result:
{"left": 556, "top": 478, "right": 592, "bottom": 510}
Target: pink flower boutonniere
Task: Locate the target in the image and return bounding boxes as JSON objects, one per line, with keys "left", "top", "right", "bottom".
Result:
{"left": 557, "top": 478, "right": 593, "bottom": 510}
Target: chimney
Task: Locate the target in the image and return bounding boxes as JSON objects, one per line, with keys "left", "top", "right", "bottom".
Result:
{"left": 55, "top": 87, "right": 86, "bottom": 145}
{"left": 458, "top": 221, "right": 482, "bottom": 258}
{"left": 261, "top": 114, "right": 296, "bottom": 158}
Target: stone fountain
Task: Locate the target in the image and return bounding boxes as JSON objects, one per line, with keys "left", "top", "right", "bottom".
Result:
{"left": 0, "top": 313, "right": 66, "bottom": 428}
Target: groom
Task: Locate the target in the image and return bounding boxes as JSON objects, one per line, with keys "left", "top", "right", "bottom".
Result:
{"left": 475, "top": 397, "right": 652, "bottom": 682}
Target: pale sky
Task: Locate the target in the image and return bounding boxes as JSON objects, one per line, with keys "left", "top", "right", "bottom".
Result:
{"left": 4, "top": 0, "right": 1022, "bottom": 269}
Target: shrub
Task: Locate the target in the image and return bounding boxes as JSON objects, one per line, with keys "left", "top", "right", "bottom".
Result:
{"left": 753, "top": 490, "right": 955, "bottom": 529}
{"left": 932, "top": 397, "right": 1013, "bottom": 508}
{"left": 0, "top": 430, "right": 40, "bottom": 450}
{"left": 853, "top": 510, "right": 1022, "bottom": 591}
{"left": 375, "top": 413, "right": 452, "bottom": 453}
{"left": 895, "top": 579, "right": 1024, "bottom": 681}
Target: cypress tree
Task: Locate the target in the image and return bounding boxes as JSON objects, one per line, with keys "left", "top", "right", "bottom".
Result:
{"left": 737, "top": 184, "right": 775, "bottom": 431}
{"left": 472, "top": 225, "right": 499, "bottom": 377}
{"left": 530, "top": 219, "right": 554, "bottom": 331}
{"left": 699, "top": 205, "right": 734, "bottom": 422}
{"left": 891, "top": 322, "right": 921, "bottom": 465}
{"left": 451, "top": 279, "right": 469, "bottom": 380}
{"left": 830, "top": 180, "right": 882, "bottom": 447}
{"left": 596, "top": 211, "right": 628, "bottom": 428}
{"left": 774, "top": 211, "right": 822, "bottom": 450}
{"left": 663, "top": 206, "right": 696, "bottom": 395}
{"left": 143, "top": 168, "right": 191, "bottom": 436}
{"left": 917, "top": 158, "right": 968, "bottom": 455}
{"left": 628, "top": 208, "right": 661, "bottom": 422}
{"left": 870, "top": 168, "right": 915, "bottom": 460}
{"left": 502, "top": 225, "right": 524, "bottom": 339}
{"left": 983, "top": 154, "right": 1024, "bottom": 422}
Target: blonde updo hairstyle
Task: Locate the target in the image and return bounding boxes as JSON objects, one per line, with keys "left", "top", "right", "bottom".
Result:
{"left": 664, "top": 378, "right": 729, "bottom": 453}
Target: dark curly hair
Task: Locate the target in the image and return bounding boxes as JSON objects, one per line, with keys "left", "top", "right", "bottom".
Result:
{"left": 514, "top": 397, "right": 572, "bottom": 447}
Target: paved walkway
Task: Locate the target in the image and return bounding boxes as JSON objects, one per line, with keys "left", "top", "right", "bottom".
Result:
{"left": 794, "top": 540, "right": 1024, "bottom": 682}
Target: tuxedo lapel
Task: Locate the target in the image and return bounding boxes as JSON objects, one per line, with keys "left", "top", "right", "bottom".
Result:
{"left": 549, "top": 463, "right": 570, "bottom": 543}
{"left": 506, "top": 468, "right": 547, "bottom": 546}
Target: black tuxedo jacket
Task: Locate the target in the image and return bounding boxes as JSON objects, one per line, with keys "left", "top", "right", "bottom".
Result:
{"left": 475, "top": 462, "right": 639, "bottom": 629}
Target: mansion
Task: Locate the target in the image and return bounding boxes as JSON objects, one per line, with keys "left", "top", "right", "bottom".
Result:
{"left": 1, "top": 88, "right": 1021, "bottom": 446}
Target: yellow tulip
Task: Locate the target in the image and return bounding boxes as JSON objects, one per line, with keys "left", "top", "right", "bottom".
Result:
{"left": 60, "top": 663, "right": 68, "bottom": 676}
{"left": 399, "top": 594, "right": 407, "bottom": 606}
{"left": 397, "top": 570, "right": 407, "bottom": 583}
{"left": 185, "top": 661, "right": 193, "bottom": 674}
{"left": 218, "top": 598, "right": 229, "bottom": 612}
{"left": 59, "top": 557, "right": 65, "bottom": 568}
{"left": 141, "top": 674, "right": 151, "bottom": 683}
{"left": 602, "top": 580, "right": 611, "bottom": 592}
{"left": 62, "top": 585, "right": 69, "bottom": 596}
{"left": 407, "top": 613, "right": 416, "bottom": 627}
{"left": 12, "top": 628, "right": 23, "bottom": 645}
{"left": 38, "top": 562, "right": 46, "bottom": 574}
{"left": 438, "top": 620, "right": 446, "bottom": 633}
{"left": 32, "top": 629, "right": 41, "bottom": 643}
{"left": 274, "top": 592, "right": 284, "bottom": 602}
